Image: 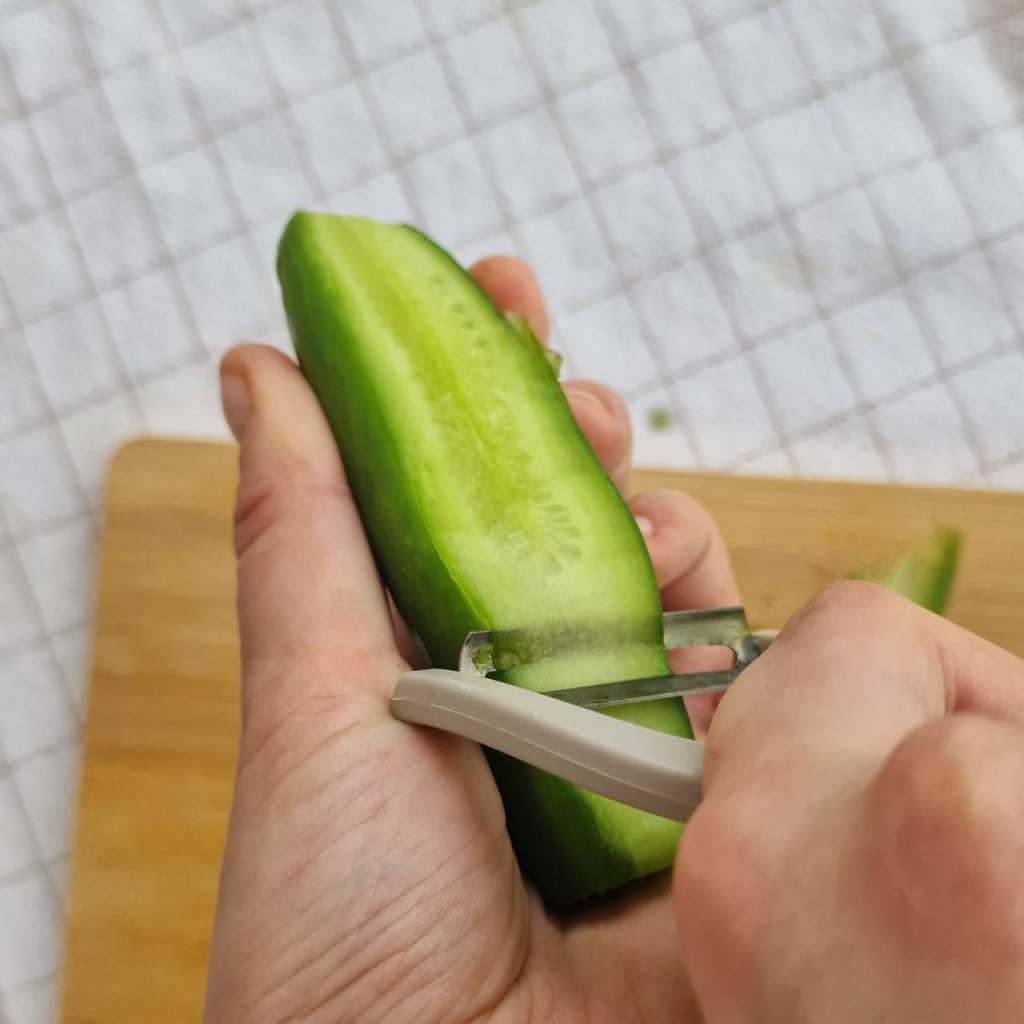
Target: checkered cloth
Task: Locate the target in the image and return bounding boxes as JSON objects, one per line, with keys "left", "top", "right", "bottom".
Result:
{"left": 2, "top": 1, "right": 1023, "bottom": 1018}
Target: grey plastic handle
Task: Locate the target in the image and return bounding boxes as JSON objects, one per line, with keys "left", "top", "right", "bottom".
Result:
{"left": 391, "top": 669, "right": 704, "bottom": 822}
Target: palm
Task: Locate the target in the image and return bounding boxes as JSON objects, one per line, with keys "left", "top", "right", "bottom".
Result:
{"left": 212, "top": 666, "right": 695, "bottom": 1023}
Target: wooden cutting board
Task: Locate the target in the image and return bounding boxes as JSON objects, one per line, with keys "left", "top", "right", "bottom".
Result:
{"left": 62, "top": 438, "right": 1024, "bottom": 1022}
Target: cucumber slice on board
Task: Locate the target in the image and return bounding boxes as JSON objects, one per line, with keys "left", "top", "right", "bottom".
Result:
{"left": 277, "top": 212, "right": 693, "bottom": 905}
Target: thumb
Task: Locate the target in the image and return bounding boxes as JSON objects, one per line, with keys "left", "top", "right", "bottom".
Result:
{"left": 220, "top": 344, "right": 403, "bottom": 723}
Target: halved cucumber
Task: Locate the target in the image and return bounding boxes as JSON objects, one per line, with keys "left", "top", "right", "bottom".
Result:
{"left": 277, "top": 212, "right": 692, "bottom": 904}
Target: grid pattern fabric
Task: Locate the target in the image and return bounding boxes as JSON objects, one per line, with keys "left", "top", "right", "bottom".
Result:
{"left": 1, "top": 1, "right": 1024, "bottom": 1018}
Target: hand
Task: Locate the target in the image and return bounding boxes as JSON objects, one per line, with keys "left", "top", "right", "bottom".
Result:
{"left": 205, "top": 257, "right": 738, "bottom": 1023}
{"left": 676, "top": 581, "right": 1024, "bottom": 1022}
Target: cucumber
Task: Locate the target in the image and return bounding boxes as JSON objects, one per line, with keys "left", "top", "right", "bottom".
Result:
{"left": 277, "top": 212, "right": 692, "bottom": 904}
{"left": 855, "top": 526, "right": 961, "bottom": 614}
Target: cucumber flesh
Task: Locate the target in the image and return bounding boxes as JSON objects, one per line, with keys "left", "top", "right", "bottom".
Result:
{"left": 277, "top": 213, "right": 692, "bottom": 904}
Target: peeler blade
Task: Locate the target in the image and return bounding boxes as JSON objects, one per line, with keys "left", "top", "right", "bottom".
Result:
{"left": 457, "top": 606, "right": 774, "bottom": 710}
{"left": 544, "top": 669, "right": 739, "bottom": 710}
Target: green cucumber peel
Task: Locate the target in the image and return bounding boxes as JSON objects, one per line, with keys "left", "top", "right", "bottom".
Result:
{"left": 852, "top": 525, "right": 962, "bottom": 615}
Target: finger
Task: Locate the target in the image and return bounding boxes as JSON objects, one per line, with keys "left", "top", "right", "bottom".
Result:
{"left": 926, "top": 612, "right": 1024, "bottom": 724}
{"left": 221, "top": 344, "right": 403, "bottom": 720}
{"left": 468, "top": 256, "right": 634, "bottom": 493}
{"left": 702, "top": 582, "right": 1024, "bottom": 808}
{"left": 869, "top": 714, "right": 1024, "bottom": 963}
{"left": 630, "top": 489, "right": 741, "bottom": 736}
{"left": 703, "top": 582, "right": 945, "bottom": 805}
{"left": 563, "top": 379, "right": 632, "bottom": 493}
{"left": 629, "top": 490, "right": 739, "bottom": 606}
{"left": 470, "top": 256, "right": 549, "bottom": 343}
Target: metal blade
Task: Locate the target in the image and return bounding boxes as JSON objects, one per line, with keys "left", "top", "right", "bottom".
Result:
{"left": 455, "top": 608, "right": 777, "bottom": 713}
{"left": 662, "top": 606, "right": 749, "bottom": 648}
{"left": 459, "top": 605, "right": 755, "bottom": 676}
{"left": 544, "top": 669, "right": 738, "bottom": 710}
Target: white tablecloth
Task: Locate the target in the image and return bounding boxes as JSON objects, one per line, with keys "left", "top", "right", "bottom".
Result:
{"left": 1, "top": 1, "right": 1023, "bottom": 1018}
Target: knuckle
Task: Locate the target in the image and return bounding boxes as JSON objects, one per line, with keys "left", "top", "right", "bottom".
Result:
{"left": 564, "top": 380, "right": 631, "bottom": 433}
{"left": 877, "top": 722, "right": 964, "bottom": 853}
{"left": 813, "top": 578, "right": 893, "bottom": 619}
{"left": 633, "top": 489, "right": 722, "bottom": 591}
{"left": 875, "top": 717, "right": 1024, "bottom": 932}
{"left": 634, "top": 489, "right": 718, "bottom": 550}
{"left": 784, "top": 579, "right": 901, "bottom": 640}
{"left": 661, "top": 489, "right": 713, "bottom": 527}
{"left": 601, "top": 384, "right": 629, "bottom": 422}
{"left": 584, "top": 380, "right": 628, "bottom": 419}
{"left": 233, "top": 477, "right": 279, "bottom": 558}
{"left": 233, "top": 472, "right": 347, "bottom": 560}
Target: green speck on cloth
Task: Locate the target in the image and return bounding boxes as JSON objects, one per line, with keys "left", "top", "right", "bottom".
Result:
{"left": 646, "top": 406, "right": 672, "bottom": 432}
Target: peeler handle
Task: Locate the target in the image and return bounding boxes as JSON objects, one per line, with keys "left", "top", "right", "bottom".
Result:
{"left": 391, "top": 669, "right": 705, "bottom": 822}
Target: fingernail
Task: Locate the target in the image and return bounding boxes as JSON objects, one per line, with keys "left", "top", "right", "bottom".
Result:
{"left": 220, "top": 371, "right": 250, "bottom": 442}
{"left": 565, "top": 387, "right": 608, "bottom": 417}
{"left": 635, "top": 514, "right": 654, "bottom": 538}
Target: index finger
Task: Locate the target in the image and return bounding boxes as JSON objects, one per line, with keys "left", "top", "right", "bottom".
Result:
{"left": 470, "top": 256, "right": 549, "bottom": 343}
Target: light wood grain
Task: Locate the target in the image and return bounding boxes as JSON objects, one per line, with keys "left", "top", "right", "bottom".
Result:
{"left": 62, "top": 440, "right": 241, "bottom": 1024}
{"left": 638, "top": 469, "right": 1024, "bottom": 656}
{"left": 62, "top": 439, "right": 1023, "bottom": 1022}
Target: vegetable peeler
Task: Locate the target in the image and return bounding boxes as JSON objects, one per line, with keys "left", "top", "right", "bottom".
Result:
{"left": 391, "top": 607, "right": 776, "bottom": 823}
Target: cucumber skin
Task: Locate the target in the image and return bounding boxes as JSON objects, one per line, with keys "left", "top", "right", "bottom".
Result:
{"left": 857, "top": 526, "right": 961, "bottom": 615}
{"left": 277, "top": 212, "right": 692, "bottom": 905}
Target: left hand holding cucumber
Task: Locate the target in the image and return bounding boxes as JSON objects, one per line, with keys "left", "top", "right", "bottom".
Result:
{"left": 205, "top": 257, "right": 738, "bottom": 1023}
